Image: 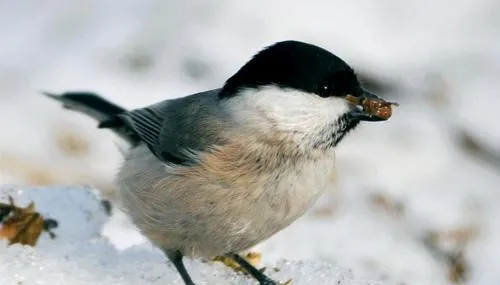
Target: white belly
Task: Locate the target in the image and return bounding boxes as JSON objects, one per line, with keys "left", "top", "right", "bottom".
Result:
{"left": 116, "top": 144, "right": 337, "bottom": 257}
{"left": 233, "top": 153, "right": 337, "bottom": 248}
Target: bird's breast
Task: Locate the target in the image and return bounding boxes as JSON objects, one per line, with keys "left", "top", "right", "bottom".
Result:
{"left": 256, "top": 152, "right": 337, "bottom": 223}
{"left": 197, "top": 141, "right": 337, "bottom": 227}
{"left": 116, "top": 142, "right": 338, "bottom": 256}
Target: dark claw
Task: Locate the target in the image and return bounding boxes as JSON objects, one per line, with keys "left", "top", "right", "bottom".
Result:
{"left": 226, "top": 253, "right": 280, "bottom": 285}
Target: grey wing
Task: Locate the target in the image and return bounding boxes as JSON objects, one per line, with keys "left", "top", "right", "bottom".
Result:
{"left": 117, "top": 105, "right": 179, "bottom": 162}
{"left": 117, "top": 89, "right": 227, "bottom": 165}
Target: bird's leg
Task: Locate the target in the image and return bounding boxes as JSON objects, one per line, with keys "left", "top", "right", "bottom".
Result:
{"left": 164, "top": 250, "right": 196, "bottom": 285}
{"left": 226, "top": 253, "right": 281, "bottom": 285}
{"left": 212, "top": 251, "right": 262, "bottom": 274}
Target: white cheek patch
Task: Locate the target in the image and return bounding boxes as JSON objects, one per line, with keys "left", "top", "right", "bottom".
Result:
{"left": 227, "top": 85, "right": 350, "bottom": 135}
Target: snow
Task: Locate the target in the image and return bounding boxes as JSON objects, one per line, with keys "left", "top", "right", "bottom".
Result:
{"left": 1, "top": 0, "right": 500, "bottom": 284}
{"left": 0, "top": 186, "right": 385, "bottom": 285}
{"left": 0, "top": 186, "right": 107, "bottom": 244}
{"left": 0, "top": 240, "right": 382, "bottom": 285}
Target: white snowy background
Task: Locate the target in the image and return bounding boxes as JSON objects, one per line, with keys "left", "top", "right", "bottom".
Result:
{"left": 1, "top": 0, "right": 500, "bottom": 284}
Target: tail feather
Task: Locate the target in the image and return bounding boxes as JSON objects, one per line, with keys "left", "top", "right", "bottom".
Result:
{"left": 42, "top": 91, "right": 126, "bottom": 122}
{"left": 43, "top": 91, "right": 139, "bottom": 145}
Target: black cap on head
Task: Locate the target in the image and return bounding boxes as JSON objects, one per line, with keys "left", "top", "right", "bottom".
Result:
{"left": 219, "top": 40, "right": 363, "bottom": 98}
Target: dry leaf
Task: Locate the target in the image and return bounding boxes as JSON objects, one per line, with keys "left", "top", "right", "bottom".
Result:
{"left": 447, "top": 251, "right": 467, "bottom": 284}
{"left": 368, "top": 192, "right": 405, "bottom": 217}
{"left": 311, "top": 205, "right": 338, "bottom": 218}
{"left": 422, "top": 228, "right": 475, "bottom": 284}
{"left": 52, "top": 127, "right": 90, "bottom": 157}
{"left": 0, "top": 196, "right": 58, "bottom": 246}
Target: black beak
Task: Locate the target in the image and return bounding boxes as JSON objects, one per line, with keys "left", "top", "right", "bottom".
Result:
{"left": 362, "top": 91, "right": 381, "bottom": 100}
{"left": 345, "top": 90, "right": 394, "bottom": 122}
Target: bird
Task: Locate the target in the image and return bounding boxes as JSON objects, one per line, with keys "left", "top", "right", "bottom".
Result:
{"left": 43, "top": 40, "right": 394, "bottom": 285}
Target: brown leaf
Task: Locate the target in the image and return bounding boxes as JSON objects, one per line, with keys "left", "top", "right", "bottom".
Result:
{"left": 422, "top": 228, "right": 476, "bottom": 284}
{"left": 0, "top": 196, "right": 57, "bottom": 247}
{"left": 52, "top": 127, "right": 90, "bottom": 157}
{"left": 368, "top": 192, "right": 405, "bottom": 217}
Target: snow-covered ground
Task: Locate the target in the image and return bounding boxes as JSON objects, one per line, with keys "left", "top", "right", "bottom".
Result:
{"left": 0, "top": 186, "right": 386, "bottom": 285}
{"left": 1, "top": 0, "right": 500, "bottom": 284}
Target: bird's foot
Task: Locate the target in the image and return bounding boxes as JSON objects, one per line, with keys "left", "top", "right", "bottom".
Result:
{"left": 212, "top": 252, "right": 262, "bottom": 274}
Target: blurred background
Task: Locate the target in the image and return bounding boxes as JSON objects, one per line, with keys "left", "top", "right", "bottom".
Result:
{"left": 1, "top": 0, "right": 500, "bottom": 284}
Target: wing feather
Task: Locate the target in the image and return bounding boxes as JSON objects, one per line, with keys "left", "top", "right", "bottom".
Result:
{"left": 117, "top": 89, "right": 226, "bottom": 165}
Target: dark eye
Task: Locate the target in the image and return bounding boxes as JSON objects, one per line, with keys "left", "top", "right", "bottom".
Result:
{"left": 318, "top": 82, "right": 334, "bottom": 98}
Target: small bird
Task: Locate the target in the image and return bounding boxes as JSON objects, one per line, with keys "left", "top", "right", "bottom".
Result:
{"left": 44, "top": 40, "right": 394, "bottom": 285}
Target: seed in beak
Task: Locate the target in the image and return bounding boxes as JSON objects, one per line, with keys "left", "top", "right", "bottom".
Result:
{"left": 345, "top": 94, "right": 399, "bottom": 121}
